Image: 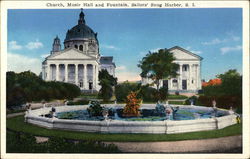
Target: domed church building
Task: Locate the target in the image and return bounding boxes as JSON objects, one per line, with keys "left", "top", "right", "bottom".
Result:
{"left": 42, "top": 10, "right": 115, "bottom": 91}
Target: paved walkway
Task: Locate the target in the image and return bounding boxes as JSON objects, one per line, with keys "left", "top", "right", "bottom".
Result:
{"left": 105, "top": 135, "right": 242, "bottom": 153}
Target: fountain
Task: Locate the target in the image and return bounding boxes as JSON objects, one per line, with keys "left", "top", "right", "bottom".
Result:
{"left": 25, "top": 99, "right": 238, "bottom": 134}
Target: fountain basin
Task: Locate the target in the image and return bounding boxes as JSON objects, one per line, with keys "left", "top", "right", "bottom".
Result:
{"left": 25, "top": 104, "right": 238, "bottom": 134}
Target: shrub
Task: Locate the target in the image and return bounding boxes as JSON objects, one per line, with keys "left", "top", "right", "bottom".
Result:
{"left": 138, "top": 85, "right": 158, "bottom": 102}
{"left": 197, "top": 95, "right": 242, "bottom": 113}
{"left": 158, "top": 87, "right": 168, "bottom": 102}
{"left": 184, "top": 96, "right": 198, "bottom": 105}
{"left": 115, "top": 81, "right": 140, "bottom": 102}
{"left": 123, "top": 91, "right": 142, "bottom": 117}
{"left": 87, "top": 101, "right": 103, "bottom": 116}
{"left": 6, "top": 71, "right": 81, "bottom": 109}
{"left": 6, "top": 131, "right": 120, "bottom": 153}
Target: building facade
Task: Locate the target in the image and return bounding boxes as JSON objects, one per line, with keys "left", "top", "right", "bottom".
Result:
{"left": 142, "top": 46, "right": 203, "bottom": 93}
{"left": 42, "top": 10, "right": 115, "bottom": 91}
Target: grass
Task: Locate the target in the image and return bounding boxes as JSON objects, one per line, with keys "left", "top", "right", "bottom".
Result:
{"left": 7, "top": 115, "right": 242, "bottom": 142}
{"left": 7, "top": 109, "right": 26, "bottom": 114}
{"left": 168, "top": 101, "right": 185, "bottom": 105}
{"left": 168, "top": 94, "right": 188, "bottom": 99}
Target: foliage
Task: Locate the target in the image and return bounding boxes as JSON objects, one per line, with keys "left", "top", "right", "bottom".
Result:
{"left": 123, "top": 91, "right": 142, "bottom": 117}
{"left": 6, "top": 131, "right": 120, "bottom": 153}
{"left": 184, "top": 96, "right": 198, "bottom": 105}
{"left": 197, "top": 95, "right": 242, "bottom": 113}
{"left": 6, "top": 71, "right": 81, "bottom": 109}
{"left": 138, "top": 49, "right": 179, "bottom": 91}
{"left": 158, "top": 87, "right": 169, "bottom": 102}
{"left": 87, "top": 101, "right": 103, "bottom": 116}
{"left": 7, "top": 115, "right": 242, "bottom": 142}
{"left": 98, "top": 70, "right": 117, "bottom": 102}
{"left": 201, "top": 69, "right": 242, "bottom": 113}
{"left": 202, "top": 78, "right": 222, "bottom": 87}
{"left": 115, "top": 81, "right": 141, "bottom": 102}
{"left": 217, "top": 69, "right": 242, "bottom": 96}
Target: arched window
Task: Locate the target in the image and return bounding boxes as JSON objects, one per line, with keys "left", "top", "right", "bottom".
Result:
{"left": 74, "top": 45, "right": 78, "bottom": 49}
{"left": 79, "top": 45, "right": 83, "bottom": 51}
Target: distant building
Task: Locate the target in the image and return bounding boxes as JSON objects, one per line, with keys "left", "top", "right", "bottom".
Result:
{"left": 42, "top": 10, "right": 115, "bottom": 91}
{"left": 142, "top": 46, "right": 203, "bottom": 93}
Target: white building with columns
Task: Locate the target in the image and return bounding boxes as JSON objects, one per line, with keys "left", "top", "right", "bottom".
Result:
{"left": 142, "top": 46, "right": 203, "bottom": 94}
{"left": 42, "top": 10, "right": 115, "bottom": 91}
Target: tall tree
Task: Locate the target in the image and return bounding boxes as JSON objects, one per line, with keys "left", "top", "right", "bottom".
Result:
{"left": 138, "top": 49, "right": 179, "bottom": 100}
{"left": 216, "top": 69, "right": 242, "bottom": 96}
{"left": 98, "top": 69, "right": 117, "bottom": 102}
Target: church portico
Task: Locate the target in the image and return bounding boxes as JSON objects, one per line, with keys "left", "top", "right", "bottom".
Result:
{"left": 42, "top": 10, "right": 116, "bottom": 91}
{"left": 46, "top": 62, "right": 99, "bottom": 90}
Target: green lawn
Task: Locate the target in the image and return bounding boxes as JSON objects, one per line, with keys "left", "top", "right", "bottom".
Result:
{"left": 7, "top": 115, "right": 242, "bottom": 142}
{"left": 168, "top": 94, "right": 188, "bottom": 99}
{"left": 168, "top": 101, "right": 185, "bottom": 105}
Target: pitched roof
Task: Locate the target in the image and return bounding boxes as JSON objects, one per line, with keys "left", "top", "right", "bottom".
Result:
{"left": 168, "top": 46, "right": 203, "bottom": 60}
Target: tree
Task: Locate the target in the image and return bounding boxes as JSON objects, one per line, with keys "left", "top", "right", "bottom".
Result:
{"left": 216, "top": 69, "right": 242, "bottom": 96}
{"left": 98, "top": 69, "right": 117, "bottom": 102}
{"left": 138, "top": 48, "right": 179, "bottom": 101}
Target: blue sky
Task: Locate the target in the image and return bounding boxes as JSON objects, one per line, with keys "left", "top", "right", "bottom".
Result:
{"left": 7, "top": 9, "right": 242, "bottom": 81}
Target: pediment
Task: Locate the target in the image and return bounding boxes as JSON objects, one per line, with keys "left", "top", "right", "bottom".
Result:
{"left": 47, "top": 48, "right": 96, "bottom": 60}
{"left": 169, "top": 46, "right": 203, "bottom": 61}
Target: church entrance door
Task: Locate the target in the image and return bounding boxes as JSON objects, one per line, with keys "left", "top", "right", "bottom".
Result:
{"left": 163, "top": 80, "right": 168, "bottom": 89}
{"left": 89, "top": 82, "right": 93, "bottom": 90}
{"left": 182, "top": 80, "right": 187, "bottom": 90}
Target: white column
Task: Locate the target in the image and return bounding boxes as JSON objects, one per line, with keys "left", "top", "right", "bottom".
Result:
{"left": 75, "top": 64, "right": 78, "bottom": 86}
{"left": 169, "top": 78, "right": 172, "bottom": 90}
{"left": 95, "top": 65, "right": 99, "bottom": 90}
{"left": 179, "top": 64, "right": 182, "bottom": 90}
{"left": 56, "top": 64, "right": 59, "bottom": 81}
{"left": 84, "top": 64, "right": 87, "bottom": 89}
{"left": 189, "top": 64, "right": 192, "bottom": 90}
{"left": 47, "top": 64, "right": 51, "bottom": 81}
{"left": 65, "top": 64, "right": 68, "bottom": 82}
{"left": 92, "top": 64, "right": 95, "bottom": 89}
{"left": 197, "top": 64, "right": 201, "bottom": 89}
{"left": 196, "top": 64, "right": 199, "bottom": 89}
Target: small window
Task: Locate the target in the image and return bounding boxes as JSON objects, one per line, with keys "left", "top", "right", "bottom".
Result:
{"left": 183, "top": 65, "right": 188, "bottom": 71}
{"left": 79, "top": 45, "right": 83, "bottom": 51}
{"left": 192, "top": 80, "right": 194, "bottom": 84}
{"left": 74, "top": 45, "right": 78, "bottom": 49}
{"left": 173, "top": 79, "right": 178, "bottom": 83}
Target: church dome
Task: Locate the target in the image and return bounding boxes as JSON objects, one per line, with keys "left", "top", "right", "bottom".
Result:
{"left": 64, "top": 10, "right": 98, "bottom": 43}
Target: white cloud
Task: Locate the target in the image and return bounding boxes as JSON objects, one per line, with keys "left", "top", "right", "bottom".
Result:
{"left": 202, "top": 38, "right": 225, "bottom": 45}
{"left": 116, "top": 71, "right": 141, "bottom": 82}
{"left": 8, "top": 41, "right": 23, "bottom": 50}
{"left": 7, "top": 53, "right": 42, "bottom": 75}
{"left": 116, "top": 65, "right": 126, "bottom": 71}
{"left": 101, "top": 44, "right": 120, "bottom": 50}
{"left": 220, "top": 45, "right": 242, "bottom": 55}
{"left": 185, "top": 46, "right": 202, "bottom": 54}
{"left": 231, "top": 36, "right": 240, "bottom": 41}
{"left": 202, "top": 34, "right": 240, "bottom": 45}
{"left": 40, "top": 53, "right": 50, "bottom": 58}
{"left": 25, "top": 40, "right": 43, "bottom": 50}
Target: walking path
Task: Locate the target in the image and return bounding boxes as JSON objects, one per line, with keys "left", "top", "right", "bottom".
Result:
{"left": 105, "top": 135, "right": 242, "bottom": 153}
